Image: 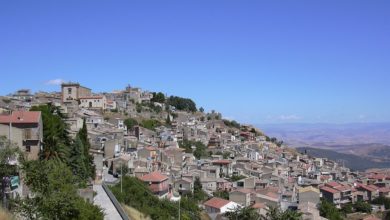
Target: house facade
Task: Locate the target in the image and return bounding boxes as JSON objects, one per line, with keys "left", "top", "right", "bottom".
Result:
{"left": 0, "top": 111, "right": 43, "bottom": 160}
{"left": 139, "top": 171, "right": 169, "bottom": 198}
{"left": 61, "top": 82, "right": 91, "bottom": 102}
{"left": 79, "top": 96, "right": 107, "bottom": 110}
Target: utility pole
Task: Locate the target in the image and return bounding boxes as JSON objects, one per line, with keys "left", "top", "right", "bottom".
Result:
{"left": 120, "top": 162, "right": 123, "bottom": 193}
{"left": 178, "top": 198, "right": 180, "bottom": 220}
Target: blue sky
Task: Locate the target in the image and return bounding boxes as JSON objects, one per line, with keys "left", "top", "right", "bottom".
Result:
{"left": 1, "top": 0, "right": 389, "bottom": 124}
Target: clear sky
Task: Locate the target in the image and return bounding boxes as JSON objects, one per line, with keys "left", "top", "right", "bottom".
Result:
{"left": 1, "top": 0, "right": 389, "bottom": 124}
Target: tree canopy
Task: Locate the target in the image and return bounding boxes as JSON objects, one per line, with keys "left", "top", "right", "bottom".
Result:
{"left": 110, "top": 176, "right": 201, "bottom": 220}
{"left": 15, "top": 160, "right": 103, "bottom": 220}
{"left": 10, "top": 104, "right": 103, "bottom": 219}
{"left": 123, "top": 118, "right": 138, "bottom": 131}
{"left": 151, "top": 92, "right": 166, "bottom": 103}
{"left": 30, "top": 104, "right": 70, "bottom": 161}
{"left": 319, "top": 199, "right": 343, "bottom": 220}
{"left": 167, "top": 96, "right": 197, "bottom": 112}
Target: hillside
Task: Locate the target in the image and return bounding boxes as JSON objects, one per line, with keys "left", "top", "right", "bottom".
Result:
{"left": 297, "top": 147, "right": 390, "bottom": 171}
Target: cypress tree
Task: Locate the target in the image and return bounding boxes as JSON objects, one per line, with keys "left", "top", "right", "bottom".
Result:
{"left": 77, "top": 119, "right": 95, "bottom": 179}
{"left": 69, "top": 135, "right": 88, "bottom": 183}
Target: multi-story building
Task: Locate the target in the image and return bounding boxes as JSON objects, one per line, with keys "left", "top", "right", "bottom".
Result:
{"left": 139, "top": 171, "right": 169, "bottom": 198}
{"left": 0, "top": 111, "right": 43, "bottom": 160}
{"left": 79, "top": 96, "right": 107, "bottom": 110}
{"left": 61, "top": 82, "right": 91, "bottom": 102}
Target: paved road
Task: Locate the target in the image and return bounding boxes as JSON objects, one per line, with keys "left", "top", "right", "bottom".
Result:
{"left": 93, "top": 184, "right": 123, "bottom": 220}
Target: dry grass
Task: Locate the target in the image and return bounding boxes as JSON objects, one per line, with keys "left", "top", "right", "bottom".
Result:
{"left": 122, "top": 204, "right": 151, "bottom": 220}
{"left": 200, "top": 211, "right": 212, "bottom": 220}
{"left": 0, "top": 208, "right": 13, "bottom": 220}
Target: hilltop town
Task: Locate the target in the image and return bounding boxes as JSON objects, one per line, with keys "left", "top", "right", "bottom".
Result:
{"left": 1, "top": 83, "right": 390, "bottom": 220}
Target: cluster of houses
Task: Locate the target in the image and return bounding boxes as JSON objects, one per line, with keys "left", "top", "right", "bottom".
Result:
{"left": 1, "top": 83, "right": 389, "bottom": 220}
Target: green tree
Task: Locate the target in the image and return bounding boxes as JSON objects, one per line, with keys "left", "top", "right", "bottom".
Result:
{"left": 225, "top": 206, "right": 260, "bottom": 220}
{"left": 179, "top": 140, "right": 209, "bottom": 159}
{"left": 151, "top": 92, "right": 165, "bottom": 103}
{"left": 341, "top": 203, "right": 353, "bottom": 215}
{"left": 372, "top": 196, "right": 390, "bottom": 209}
{"left": 30, "top": 104, "right": 70, "bottom": 162}
{"left": 229, "top": 174, "right": 246, "bottom": 182}
{"left": 136, "top": 103, "right": 142, "bottom": 113}
{"left": 319, "top": 199, "right": 343, "bottom": 220}
{"left": 213, "top": 190, "right": 229, "bottom": 200}
{"left": 124, "top": 118, "right": 138, "bottom": 131}
{"left": 77, "top": 119, "right": 95, "bottom": 179}
{"left": 140, "top": 119, "right": 161, "bottom": 131}
{"left": 262, "top": 206, "right": 302, "bottom": 220}
{"left": 223, "top": 119, "right": 241, "bottom": 129}
{"left": 15, "top": 160, "right": 103, "bottom": 220}
{"left": 199, "top": 107, "right": 204, "bottom": 113}
{"left": 354, "top": 200, "right": 371, "bottom": 213}
{"left": 69, "top": 135, "right": 88, "bottom": 185}
{"left": 0, "top": 137, "right": 22, "bottom": 180}
{"left": 110, "top": 176, "right": 200, "bottom": 219}
{"left": 223, "top": 151, "right": 231, "bottom": 159}
{"left": 193, "top": 177, "right": 207, "bottom": 202}
{"left": 167, "top": 96, "right": 197, "bottom": 112}
{"left": 0, "top": 137, "right": 23, "bottom": 209}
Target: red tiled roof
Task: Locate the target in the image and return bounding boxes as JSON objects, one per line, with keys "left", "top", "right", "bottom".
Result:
{"left": 356, "top": 183, "right": 377, "bottom": 192}
{"left": 334, "top": 185, "right": 351, "bottom": 192}
{"left": 368, "top": 185, "right": 379, "bottom": 190}
{"left": 326, "top": 181, "right": 342, "bottom": 188}
{"left": 139, "top": 171, "right": 168, "bottom": 182}
{"left": 212, "top": 159, "right": 231, "bottom": 165}
{"left": 368, "top": 174, "right": 385, "bottom": 180}
{"left": 232, "top": 188, "right": 252, "bottom": 194}
{"left": 320, "top": 186, "right": 339, "bottom": 194}
{"left": 265, "top": 192, "right": 279, "bottom": 199}
{"left": 0, "top": 111, "right": 41, "bottom": 124}
{"left": 204, "top": 197, "right": 231, "bottom": 209}
{"left": 252, "top": 202, "right": 266, "bottom": 209}
{"left": 379, "top": 187, "right": 390, "bottom": 193}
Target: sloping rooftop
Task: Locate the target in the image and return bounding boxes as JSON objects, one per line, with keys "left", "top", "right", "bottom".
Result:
{"left": 139, "top": 171, "right": 168, "bottom": 182}
{"left": 204, "top": 197, "right": 231, "bottom": 209}
{"left": 0, "top": 111, "right": 41, "bottom": 124}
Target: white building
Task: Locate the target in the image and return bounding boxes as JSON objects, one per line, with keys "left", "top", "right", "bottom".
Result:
{"left": 79, "top": 96, "right": 107, "bottom": 110}
{"left": 204, "top": 197, "right": 241, "bottom": 219}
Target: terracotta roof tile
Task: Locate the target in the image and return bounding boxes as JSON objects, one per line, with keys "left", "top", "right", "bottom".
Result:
{"left": 326, "top": 181, "right": 342, "bottom": 188}
{"left": 212, "top": 159, "right": 232, "bottom": 165}
{"left": 320, "top": 186, "right": 340, "bottom": 194}
{"left": 139, "top": 171, "right": 168, "bottom": 182}
{"left": 0, "top": 111, "right": 41, "bottom": 124}
{"left": 204, "top": 197, "right": 231, "bottom": 209}
{"left": 252, "top": 202, "right": 266, "bottom": 209}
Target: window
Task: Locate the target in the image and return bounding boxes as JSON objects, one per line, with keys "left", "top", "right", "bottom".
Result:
{"left": 25, "top": 145, "right": 31, "bottom": 152}
{"left": 24, "top": 129, "right": 32, "bottom": 139}
{"left": 68, "top": 88, "right": 72, "bottom": 94}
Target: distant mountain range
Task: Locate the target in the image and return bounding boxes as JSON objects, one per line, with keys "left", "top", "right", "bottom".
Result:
{"left": 259, "top": 123, "right": 390, "bottom": 170}
{"left": 296, "top": 147, "right": 390, "bottom": 171}
{"left": 259, "top": 123, "right": 390, "bottom": 147}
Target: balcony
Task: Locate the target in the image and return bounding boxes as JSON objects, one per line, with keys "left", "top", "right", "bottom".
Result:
{"left": 22, "top": 139, "right": 39, "bottom": 146}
